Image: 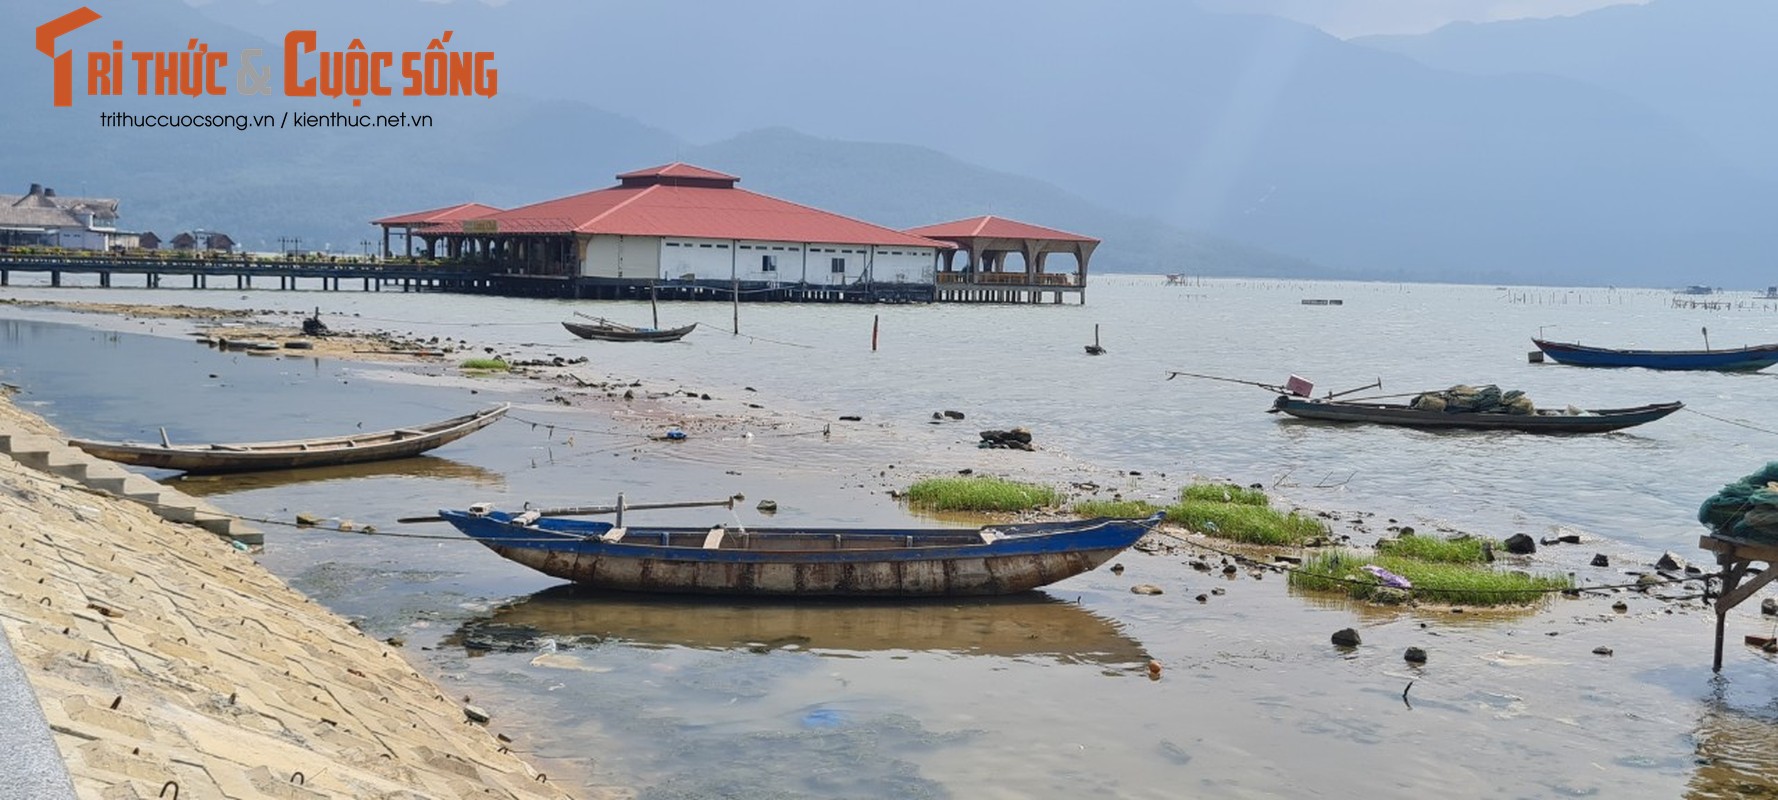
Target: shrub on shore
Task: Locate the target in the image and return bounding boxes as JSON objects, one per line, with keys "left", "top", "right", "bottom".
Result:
{"left": 1375, "top": 534, "right": 1497, "bottom": 564}
{"left": 1289, "top": 551, "right": 1572, "bottom": 606}
{"left": 903, "top": 477, "right": 1059, "bottom": 512}
{"left": 1166, "top": 499, "right": 1326, "bottom": 546}
{"left": 1071, "top": 499, "right": 1160, "bottom": 519}
{"left": 1179, "top": 483, "right": 1269, "bottom": 506}
{"left": 459, "top": 357, "right": 509, "bottom": 371}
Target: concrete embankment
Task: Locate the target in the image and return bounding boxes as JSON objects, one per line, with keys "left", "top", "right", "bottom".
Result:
{"left": 0, "top": 395, "right": 591, "bottom": 799}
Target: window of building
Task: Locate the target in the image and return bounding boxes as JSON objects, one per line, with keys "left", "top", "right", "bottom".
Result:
{"left": 762, "top": 255, "right": 777, "bottom": 272}
{"left": 698, "top": 243, "right": 713, "bottom": 248}
{"left": 830, "top": 257, "right": 846, "bottom": 273}
{"left": 717, "top": 243, "right": 729, "bottom": 249}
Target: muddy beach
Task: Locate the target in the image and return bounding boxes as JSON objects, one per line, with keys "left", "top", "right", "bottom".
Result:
{"left": 4, "top": 286, "right": 1778, "bottom": 799}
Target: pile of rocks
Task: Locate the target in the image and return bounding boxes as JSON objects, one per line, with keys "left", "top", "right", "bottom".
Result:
{"left": 979, "top": 428, "right": 1034, "bottom": 451}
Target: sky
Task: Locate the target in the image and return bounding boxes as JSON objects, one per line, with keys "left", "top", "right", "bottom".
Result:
{"left": 1193, "top": 0, "right": 1649, "bottom": 37}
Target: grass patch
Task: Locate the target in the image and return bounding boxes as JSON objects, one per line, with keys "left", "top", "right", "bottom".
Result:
{"left": 1375, "top": 535, "right": 1497, "bottom": 564}
{"left": 1165, "top": 500, "right": 1326, "bottom": 546}
{"left": 1071, "top": 499, "right": 1160, "bottom": 519}
{"left": 459, "top": 358, "right": 509, "bottom": 371}
{"left": 903, "top": 477, "right": 1059, "bottom": 513}
{"left": 1289, "top": 551, "right": 1572, "bottom": 606}
{"left": 1179, "top": 482, "right": 1269, "bottom": 506}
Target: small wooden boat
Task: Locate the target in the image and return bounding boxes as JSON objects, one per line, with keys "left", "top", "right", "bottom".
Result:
{"left": 1532, "top": 338, "right": 1778, "bottom": 371}
{"left": 1269, "top": 395, "right": 1681, "bottom": 433}
{"left": 436, "top": 509, "right": 1162, "bottom": 597}
{"left": 68, "top": 404, "right": 509, "bottom": 474}
{"left": 562, "top": 318, "right": 696, "bottom": 343}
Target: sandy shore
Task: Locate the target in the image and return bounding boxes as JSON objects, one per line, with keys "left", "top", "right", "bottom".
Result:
{"left": 0, "top": 394, "right": 621, "bottom": 799}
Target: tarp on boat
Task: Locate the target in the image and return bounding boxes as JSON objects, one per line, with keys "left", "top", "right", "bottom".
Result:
{"left": 1699, "top": 462, "right": 1778, "bottom": 543}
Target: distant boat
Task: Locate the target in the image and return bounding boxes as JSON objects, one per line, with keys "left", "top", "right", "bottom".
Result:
{"left": 562, "top": 318, "right": 696, "bottom": 343}
{"left": 1680, "top": 285, "right": 1717, "bottom": 295}
{"left": 437, "top": 509, "right": 1161, "bottom": 597}
{"left": 1269, "top": 396, "right": 1680, "bottom": 433}
{"left": 68, "top": 404, "right": 509, "bottom": 474}
{"left": 1532, "top": 338, "right": 1778, "bottom": 372}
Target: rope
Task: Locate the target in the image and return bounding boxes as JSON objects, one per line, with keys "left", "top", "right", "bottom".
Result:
{"left": 1684, "top": 407, "right": 1778, "bottom": 438}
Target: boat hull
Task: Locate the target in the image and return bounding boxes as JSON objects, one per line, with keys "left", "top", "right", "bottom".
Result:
{"left": 67, "top": 404, "right": 509, "bottom": 473}
{"left": 1532, "top": 339, "right": 1778, "bottom": 371}
{"left": 1270, "top": 396, "right": 1681, "bottom": 433}
{"left": 562, "top": 321, "right": 696, "bottom": 342}
{"left": 439, "top": 511, "right": 1158, "bottom": 597}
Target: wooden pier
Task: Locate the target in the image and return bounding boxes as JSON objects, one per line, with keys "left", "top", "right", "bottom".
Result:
{"left": 1699, "top": 532, "right": 1778, "bottom": 671}
{"left": 0, "top": 253, "right": 489, "bottom": 293}
{"left": 0, "top": 253, "right": 938, "bottom": 303}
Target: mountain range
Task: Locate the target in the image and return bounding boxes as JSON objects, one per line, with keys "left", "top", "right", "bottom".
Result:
{"left": 2, "top": 0, "right": 1770, "bottom": 286}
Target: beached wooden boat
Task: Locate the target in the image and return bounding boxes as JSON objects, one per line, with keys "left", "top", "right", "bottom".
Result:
{"left": 1269, "top": 395, "right": 1681, "bottom": 433}
{"left": 67, "top": 404, "right": 509, "bottom": 474}
{"left": 562, "top": 319, "right": 696, "bottom": 343}
{"left": 436, "top": 509, "right": 1162, "bottom": 597}
{"left": 1532, "top": 338, "right": 1778, "bottom": 371}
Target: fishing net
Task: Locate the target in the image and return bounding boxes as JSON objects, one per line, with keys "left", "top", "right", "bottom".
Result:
{"left": 1409, "top": 384, "right": 1534, "bottom": 414}
{"left": 1699, "top": 462, "right": 1778, "bottom": 543}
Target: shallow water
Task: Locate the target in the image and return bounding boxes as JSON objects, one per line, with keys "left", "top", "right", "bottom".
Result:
{"left": 6, "top": 278, "right": 1778, "bottom": 798}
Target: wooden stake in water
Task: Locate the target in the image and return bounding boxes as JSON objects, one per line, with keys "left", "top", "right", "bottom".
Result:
{"left": 872, "top": 314, "right": 879, "bottom": 352}
{"left": 732, "top": 277, "right": 740, "bottom": 335}
{"left": 651, "top": 282, "right": 660, "bottom": 329}
{"left": 1703, "top": 326, "right": 1711, "bottom": 351}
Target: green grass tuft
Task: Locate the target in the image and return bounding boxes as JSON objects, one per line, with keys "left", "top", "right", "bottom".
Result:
{"left": 1165, "top": 500, "right": 1326, "bottom": 546}
{"left": 1289, "top": 551, "right": 1572, "bottom": 606}
{"left": 459, "top": 358, "right": 509, "bottom": 371}
{"left": 1375, "top": 535, "right": 1497, "bottom": 564}
{"left": 1071, "top": 499, "right": 1160, "bottom": 519}
{"left": 1179, "top": 482, "right": 1269, "bottom": 506}
{"left": 903, "top": 477, "right": 1059, "bottom": 513}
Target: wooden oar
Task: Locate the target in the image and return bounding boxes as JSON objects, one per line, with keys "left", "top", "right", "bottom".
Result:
{"left": 398, "top": 494, "right": 740, "bottom": 524}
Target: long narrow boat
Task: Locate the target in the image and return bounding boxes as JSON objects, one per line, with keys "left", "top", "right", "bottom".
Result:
{"left": 562, "top": 320, "right": 696, "bottom": 343}
{"left": 68, "top": 404, "right": 509, "bottom": 474}
{"left": 1532, "top": 338, "right": 1778, "bottom": 371}
{"left": 437, "top": 509, "right": 1162, "bottom": 597}
{"left": 1270, "top": 395, "right": 1681, "bottom": 433}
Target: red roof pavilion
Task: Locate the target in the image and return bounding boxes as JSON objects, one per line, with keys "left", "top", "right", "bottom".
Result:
{"left": 414, "top": 163, "right": 947, "bottom": 249}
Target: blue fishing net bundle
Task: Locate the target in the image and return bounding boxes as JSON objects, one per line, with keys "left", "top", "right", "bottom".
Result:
{"left": 1699, "top": 462, "right": 1778, "bottom": 541}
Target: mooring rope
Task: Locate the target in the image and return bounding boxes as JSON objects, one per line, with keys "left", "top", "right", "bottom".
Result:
{"left": 1683, "top": 407, "right": 1778, "bottom": 438}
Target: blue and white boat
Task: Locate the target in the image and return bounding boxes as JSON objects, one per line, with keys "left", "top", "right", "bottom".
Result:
{"left": 1532, "top": 338, "right": 1778, "bottom": 371}
{"left": 438, "top": 509, "right": 1161, "bottom": 597}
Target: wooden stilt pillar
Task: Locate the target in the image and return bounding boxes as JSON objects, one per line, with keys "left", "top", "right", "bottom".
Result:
{"left": 1700, "top": 535, "right": 1778, "bottom": 672}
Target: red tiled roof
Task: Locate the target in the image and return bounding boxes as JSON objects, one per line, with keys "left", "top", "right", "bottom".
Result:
{"left": 615, "top": 162, "right": 739, "bottom": 182}
{"left": 372, "top": 202, "right": 503, "bottom": 226}
{"left": 419, "top": 171, "right": 951, "bottom": 249}
{"left": 905, "top": 215, "right": 1099, "bottom": 243}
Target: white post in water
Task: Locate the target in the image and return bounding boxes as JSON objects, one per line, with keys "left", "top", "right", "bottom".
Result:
{"left": 615, "top": 492, "right": 626, "bottom": 528}
{"left": 1703, "top": 326, "right": 1711, "bottom": 351}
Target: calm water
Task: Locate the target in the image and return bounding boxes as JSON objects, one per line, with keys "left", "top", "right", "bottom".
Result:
{"left": 5, "top": 277, "right": 1778, "bottom": 798}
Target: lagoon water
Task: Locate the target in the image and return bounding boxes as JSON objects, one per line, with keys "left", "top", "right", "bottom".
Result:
{"left": 6, "top": 276, "right": 1778, "bottom": 798}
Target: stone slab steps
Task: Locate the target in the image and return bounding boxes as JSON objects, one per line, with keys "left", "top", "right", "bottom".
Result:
{"left": 0, "top": 430, "right": 263, "bottom": 546}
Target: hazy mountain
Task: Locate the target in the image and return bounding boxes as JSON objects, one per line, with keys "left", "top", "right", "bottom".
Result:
{"left": 1357, "top": 0, "right": 1778, "bottom": 175}
{"left": 181, "top": 0, "right": 1777, "bottom": 285}
{"left": 6, "top": 0, "right": 1310, "bottom": 276}
{"left": 687, "top": 128, "right": 1324, "bottom": 278}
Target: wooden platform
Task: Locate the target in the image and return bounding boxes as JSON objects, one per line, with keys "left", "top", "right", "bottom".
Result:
{"left": 1699, "top": 533, "right": 1778, "bottom": 671}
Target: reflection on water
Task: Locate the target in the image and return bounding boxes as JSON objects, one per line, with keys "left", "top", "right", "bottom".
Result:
{"left": 1690, "top": 696, "right": 1778, "bottom": 798}
{"left": 169, "top": 455, "right": 506, "bottom": 497}
{"left": 446, "top": 585, "right": 1150, "bottom": 667}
